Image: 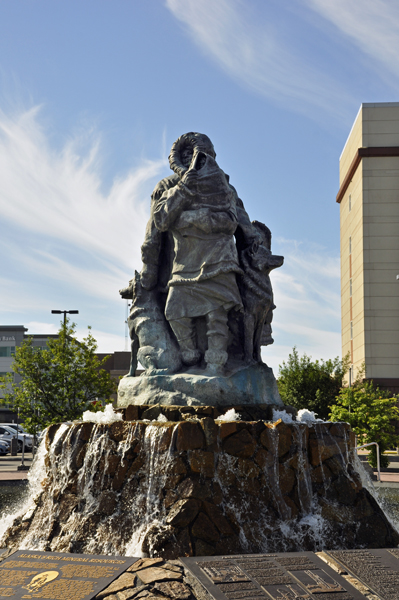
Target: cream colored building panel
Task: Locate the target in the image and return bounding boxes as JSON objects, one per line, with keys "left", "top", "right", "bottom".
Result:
{"left": 363, "top": 156, "right": 399, "bottom": 171}
{"left": 363, "top": 104, "right": 399, "bottom": 120}
{"left": 363, "top": 175, "right": 399, "bottom": 191}
{"left": 364, "top": 204, "right": 399, "bottom": 217}
{"left": 366, "top": 330, "right": 399, "bottom": 345}
{"left": 367, "top": 316, "right": 399, "bottom": 330}
{"left": 365, "top": 189, "right": 399, "bottom": 204}
{"left": 365, "top": 237, "right": 399, "bottom": 252}
{"left": 365, "top": 296, "right": 399, "bottom": 311}
{"left": 363, "top": 269, "right": 399, "bottom": 284}
{"left": 367, "top": 364, "right": 398, "bottom": 378}
{"left": 366, "top": 343, "right": 399, "bottom": 359}
{"left": 365, "top": 222, "right": 399, "bottom": 235}
{"left": 363, "top": 250, "right": 399, "bottom": 264}
{"left": 364, "top": 281, "right": 399, "bottom": 302}
{"left": 367, "top": 356, "right": 399, "bottom": 365}
{"left": 363, "top": 119, "right": 399, "bottom": 135}
{"left": 365, "top": 133, "right": 399, "bottom": 147}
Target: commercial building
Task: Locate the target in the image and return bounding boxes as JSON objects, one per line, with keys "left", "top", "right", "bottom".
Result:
{"left": 337, "top": 102, "right": 399, "bottom": 391}
{"left": 0, "top": 325, "right": 59, "bottom": 421}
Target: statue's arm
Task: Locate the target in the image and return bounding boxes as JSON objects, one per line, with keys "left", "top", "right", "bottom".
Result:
{"left": 153, "top": 183, "right": 191, "bottom": 231}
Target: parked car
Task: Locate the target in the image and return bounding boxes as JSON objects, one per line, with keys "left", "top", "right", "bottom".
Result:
{"left": 0, "top": 423, "right": 27, "bottom": 435}
{"left": 0, "top": 439, "right": 10, "bottom": 455}
{"left": 0, "top": 426, "right": 33, "bottom": 452}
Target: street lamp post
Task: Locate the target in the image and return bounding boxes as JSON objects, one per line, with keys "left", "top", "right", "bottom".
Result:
{"left": 51, "top": 309, "right": 79, "bottom": 326}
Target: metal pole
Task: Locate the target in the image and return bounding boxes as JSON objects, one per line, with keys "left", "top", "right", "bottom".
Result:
{"left": 355, "top": 442, "right": 381, "bottom": 481}
{"left": 376, "top": 443, "right": 380, "bottom": 481}
{"left": 17, "top": 435, "right": 30, "bottom": 471}
{"left": 21, "top": 435, "right": 25, "bottom": 467}
{"left": 348, "top": 366, "right": 352, "bottom": 414}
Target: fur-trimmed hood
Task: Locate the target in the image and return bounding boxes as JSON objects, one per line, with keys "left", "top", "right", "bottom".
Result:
{"left": 168, "top": 132, "right": 216, "bottom": 178}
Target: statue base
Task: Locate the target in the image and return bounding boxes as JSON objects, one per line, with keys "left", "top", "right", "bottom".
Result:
{"left": 117, "top": 362, "right": 283, "bottom": 407}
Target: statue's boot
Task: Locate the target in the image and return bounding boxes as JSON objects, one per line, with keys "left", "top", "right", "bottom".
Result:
{"left": 169, "top": 317, "right": 202, "bottom": 366}
{"left": 205, "top": 308, "right": 229, "bottom": 375}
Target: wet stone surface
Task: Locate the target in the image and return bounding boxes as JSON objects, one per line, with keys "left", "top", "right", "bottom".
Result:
{"left": 1, "top": 412, "right": 398, "bottom": 557}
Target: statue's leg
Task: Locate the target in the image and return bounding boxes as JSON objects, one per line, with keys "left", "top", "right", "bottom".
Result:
{"left": 205, "top": 307, "right": 229, "bottom": 374}
{"left": 168, "top": 317, "right": 201, "bottom": 366}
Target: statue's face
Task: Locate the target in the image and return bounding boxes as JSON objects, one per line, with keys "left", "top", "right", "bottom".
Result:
{"left": 180, "top": 145, "right": 193, "bottom": 167}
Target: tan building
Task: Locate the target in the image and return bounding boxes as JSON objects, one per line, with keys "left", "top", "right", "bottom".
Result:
{"left": 338, "top": 102, "right": 399, "bottom": 391}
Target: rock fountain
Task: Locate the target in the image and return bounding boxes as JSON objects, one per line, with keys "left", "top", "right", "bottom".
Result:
{"left": 1, "top": 132, "right": 398, "bottom": 559}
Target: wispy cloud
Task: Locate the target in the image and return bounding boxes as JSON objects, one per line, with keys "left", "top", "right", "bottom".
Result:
{"left": 165, "top": 0, "right": 353, "bottom": 119}
{"left": 306, "top": 0, "right": 399, "bottom": 86}
{"left": 0, "top": 105, "right": 167, "bottom": 309}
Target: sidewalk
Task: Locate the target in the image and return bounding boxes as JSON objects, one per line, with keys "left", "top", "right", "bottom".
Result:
{"left": 356, "top": 450, "right": 399, "bottom": 484}
{"left": 0, "top": 455, "right": 33, "bottom": 484}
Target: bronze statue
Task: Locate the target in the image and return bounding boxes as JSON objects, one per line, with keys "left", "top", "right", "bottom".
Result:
{"left": 120, "top": 132, "right": 283, "bottom": 387}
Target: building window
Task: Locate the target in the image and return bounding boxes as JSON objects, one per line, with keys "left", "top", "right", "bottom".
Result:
{"left": 350, "top": 321, "right": 353, "bottom": 340}
{"left": 349, "top": 237, "right": 352, "bottom": 255}
{"left": 350, "top": 279, "right": 352, "bottom": 297}
{"left": 0, "top": 346, "right": 15, "bottom": 357}
{"left": 349, "top": 194, "right": 351, "bottom": 212}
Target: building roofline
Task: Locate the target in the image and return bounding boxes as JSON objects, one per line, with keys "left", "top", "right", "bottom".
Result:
{"left": 361, "top": 102, "right": 399, "bottom": 107}
{"left": 29, "top": 334, "right": 59, "bottom": 339}
{"left": 0, "top": 326, "right": 28, "bottom": 332}
{"left": 336, "top": 146, "right": 399, "bottom": 203}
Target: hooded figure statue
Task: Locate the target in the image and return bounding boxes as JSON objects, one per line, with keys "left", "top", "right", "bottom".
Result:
{"left": 152, "top": 134, "right": 245, "bottom": 374}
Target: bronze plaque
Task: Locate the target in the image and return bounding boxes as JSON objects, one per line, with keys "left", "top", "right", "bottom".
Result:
{"left": 181, "top": 552, "right": 368, "bottom": 600}
{"left": 327, "top": 548, "right": 399, "bottom": 600}
{"left": 0, "top": 550, "right": 138, "bottom": 600}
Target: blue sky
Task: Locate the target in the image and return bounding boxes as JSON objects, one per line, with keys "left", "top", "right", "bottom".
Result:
{"left": 1, "top": 0, "right": 398, "bottom": 375}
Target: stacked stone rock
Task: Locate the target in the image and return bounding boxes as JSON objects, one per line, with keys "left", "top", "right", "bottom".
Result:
{"left": 95, "top": 558, "right": 198, "bottom": 600}
{"left": 2, "top": 405, "right": 398, "bottom": 555}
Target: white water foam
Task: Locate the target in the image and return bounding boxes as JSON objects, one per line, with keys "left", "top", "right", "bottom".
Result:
{"left": 297, "top": 409, "right": 325, "bottom": 424}
{"left": 272, "top": 409, "right": 294, "bottom": 423}
{"left": 216, "top": 408, "right": 241, "bottom": 422}
{"left": 272, "top": 408, "right": 325, "bottom": 424}
{"left": 82, "top": 404, "right": 122, "bottom": 424}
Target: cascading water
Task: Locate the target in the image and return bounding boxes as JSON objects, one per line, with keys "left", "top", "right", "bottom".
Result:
{"left": 1, "top": 409, "right": 398, "bottom": 556}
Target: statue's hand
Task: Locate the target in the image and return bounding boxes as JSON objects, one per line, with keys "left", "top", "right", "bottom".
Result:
{"left": 181, "top": 168, "right": 198, "bottom": 188}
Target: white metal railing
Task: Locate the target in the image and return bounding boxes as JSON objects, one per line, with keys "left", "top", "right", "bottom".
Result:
{"left": 355, "top": 442, "right": 380, "bottom": 481}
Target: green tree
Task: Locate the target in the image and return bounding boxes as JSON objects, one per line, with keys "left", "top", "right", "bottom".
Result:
{"left": 0, "top": 319, "right": 116, "bottom": 435}
{"left": 329, "top": 378, "right": 399, "bottom": 468}
{"left": 277, "top": 347, "right": 349, "bottom": 420}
